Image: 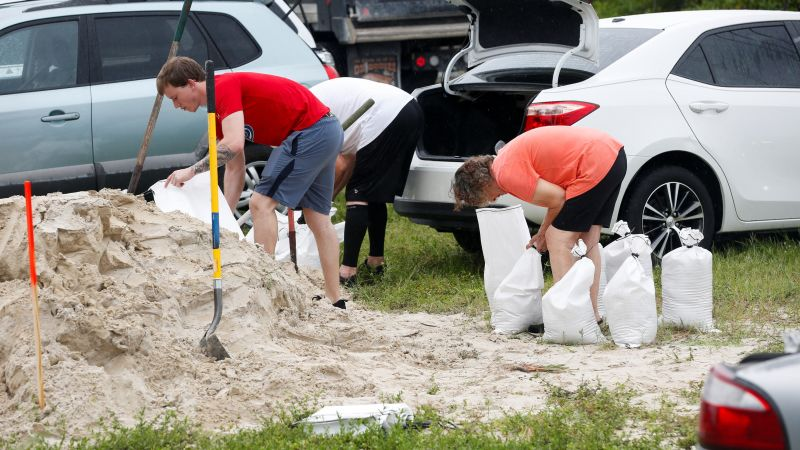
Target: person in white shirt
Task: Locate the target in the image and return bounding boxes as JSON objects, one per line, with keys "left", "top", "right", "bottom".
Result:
{"left": 311, "top": 77, "right": 424, "bottom": 286}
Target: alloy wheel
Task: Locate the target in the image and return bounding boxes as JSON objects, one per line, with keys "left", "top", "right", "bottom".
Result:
{"left": 640, "top": 181, "right": 705, "bottom": 259}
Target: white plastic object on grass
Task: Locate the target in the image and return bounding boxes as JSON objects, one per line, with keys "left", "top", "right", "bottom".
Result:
{"left": 476, "top": 205, "right": 530, "bottom": 303}
{"left": 542, "top": 240, "right": 605, "bottom": 344}
{"left": 148, "top": 172, "right": 244, "bottom": 239}
{"left": 605, "top": 235, "right": 657, "bottom": 348}
{"left": 661, "top": 228, "right": 714, "bottom": 331}
{"left": 300, "top": 403, "right": 414, "bottom": 435}
{"left": 604, "top": 220, "right": 653, "bottom": 281}
{"left": 491, "top": 247, "right": 544, "bottom": 334}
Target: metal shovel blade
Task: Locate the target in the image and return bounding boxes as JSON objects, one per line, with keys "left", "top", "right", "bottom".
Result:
{"left": 200, "top": 332, "right": 230, "bottom": 361}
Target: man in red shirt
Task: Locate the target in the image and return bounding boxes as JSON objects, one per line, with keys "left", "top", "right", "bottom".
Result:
{"left": 158, "top": 57, "right": 346, "bottom": 309}
{"left": 452, "top": 126, "right": 627, "bottom": 321}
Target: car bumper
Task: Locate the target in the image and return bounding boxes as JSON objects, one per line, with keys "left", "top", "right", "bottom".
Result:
{"left": 393, "top": 197, "right": 479, "bottom": 231}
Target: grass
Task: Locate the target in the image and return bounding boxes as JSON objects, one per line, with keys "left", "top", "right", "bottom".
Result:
{"left": 13, "top": 382, "right": 699, "bottom": 449}
{"left": 5, "top": 206, "right": 798, "bottom": 449}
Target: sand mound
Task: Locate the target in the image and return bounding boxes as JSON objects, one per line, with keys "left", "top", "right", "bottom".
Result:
{"left": 0, "top": 190, "right": 756, "bottom": 439}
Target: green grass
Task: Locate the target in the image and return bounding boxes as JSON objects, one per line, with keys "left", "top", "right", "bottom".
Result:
{"left": 17, "top": 383, "right": 698, "bottom": 449}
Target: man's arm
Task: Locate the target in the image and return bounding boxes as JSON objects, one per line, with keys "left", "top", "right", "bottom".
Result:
{"left": 218, "top": 112, "right": 246, "bottom": 212}
{"left": 332, "top": 153, "right": 356, "bottom": 199}
{"left": 164, "top": 112, "right": 245, "bottom": 213}
{"left": 527, "top": 178, "right": 566, "bottom": 252}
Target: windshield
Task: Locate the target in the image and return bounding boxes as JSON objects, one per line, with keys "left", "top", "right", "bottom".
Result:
{"left": 461, "top": 28, "right": 662, "bottom": 84}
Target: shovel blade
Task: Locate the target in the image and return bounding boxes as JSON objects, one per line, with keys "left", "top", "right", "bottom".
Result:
{"left": 200, "top": 333, "right": 230, "bottom": 360}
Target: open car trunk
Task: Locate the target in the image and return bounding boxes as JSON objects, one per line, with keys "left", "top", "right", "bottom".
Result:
{"left": 416, "top": 87, "right": 534, "bottom": 160}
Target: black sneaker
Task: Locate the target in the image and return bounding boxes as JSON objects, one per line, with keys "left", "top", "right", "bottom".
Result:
{"left": 332, "top": 299, "right": 347, "bottom": 309}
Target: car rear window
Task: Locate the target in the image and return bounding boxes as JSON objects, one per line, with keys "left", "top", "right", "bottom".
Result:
{"left": 196, "top": 13, "right": 260, "bottom": 69}
{"left": 467, "top": 28, "right": 661, "bottom": 84}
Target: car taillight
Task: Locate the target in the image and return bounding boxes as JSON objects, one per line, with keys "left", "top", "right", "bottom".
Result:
{"left": 698, "top": 365, "right": 786, "bottom": 450}
{"left": 523, "top": 101, "right": 598, "bottom": 131}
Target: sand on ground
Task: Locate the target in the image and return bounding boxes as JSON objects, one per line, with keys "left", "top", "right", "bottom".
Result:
{"left": 0, "top": 190, "right": 756, "bottom": 439}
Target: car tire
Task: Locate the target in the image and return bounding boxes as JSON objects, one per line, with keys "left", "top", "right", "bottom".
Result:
{"left": 453, "top": 229, "right": 482, "bottom": 254}
{"left": 623, "top": 165, "right": 715, "bottom": 260}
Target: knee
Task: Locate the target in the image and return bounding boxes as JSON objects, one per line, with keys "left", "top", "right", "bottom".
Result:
{"left": 250, "top": 193, "right": 277, "bottom": 214}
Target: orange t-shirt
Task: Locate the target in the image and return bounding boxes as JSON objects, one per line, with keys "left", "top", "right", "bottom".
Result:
{"left": 491, "top": 126, "right": 623, "bottom": 202}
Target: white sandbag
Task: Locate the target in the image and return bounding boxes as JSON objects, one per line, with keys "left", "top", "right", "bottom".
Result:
{"left": 245, "top": 209, "right": 344, "bottom": 269}
{"left": 476, "top": 205, "right": 531, "bottom": 302}
{"left": 597, "top": 242, "right": 607, "bottom": 318}
{"left": 491, "top": 247, "right": 544, "bottom": 334}
{"left": 661, "top": 228, "right": 714, "bottom": 330}
{"left": 605, "top": 236, "right": 657, "bottom": 348}
{"left": 604, "top": 221, "right": 653, "bottom": 281}
{"left": 149, "top": 172, "right": 244, "bottom": 239}
{"left": 543, "top": 240, "right": 605, "bottom": 344}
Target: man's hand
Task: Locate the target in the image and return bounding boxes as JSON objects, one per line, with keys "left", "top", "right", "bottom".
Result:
{"left": 164, "top": 167, "right": 195, "bottom": 188}
{"left": 527, "top": 231, "right": 547, "bottom": 253}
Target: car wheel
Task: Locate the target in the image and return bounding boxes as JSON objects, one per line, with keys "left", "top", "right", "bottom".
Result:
{"left": 453, "top": 229, "right": 482, "bottom": 254}
{"left": 623, "top": 166, "right": 715, "bottom": 260}
{"left": 236, "top": 160, "right": 266, "bottom": 225}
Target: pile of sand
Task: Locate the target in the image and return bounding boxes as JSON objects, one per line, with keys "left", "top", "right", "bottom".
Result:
{"left": 0, "top": 190, "right": 756, "bottom": 439}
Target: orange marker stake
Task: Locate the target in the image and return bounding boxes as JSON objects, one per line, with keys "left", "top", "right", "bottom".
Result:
{"left": 24, "top": 181, "right": 46, "bottom": 411}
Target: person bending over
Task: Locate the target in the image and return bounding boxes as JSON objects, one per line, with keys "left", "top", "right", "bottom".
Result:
{"left": 452, "top": 126, "right": 626, "bottom": 320}
{"left": 310, "top": 77, "right": 423, "bottom": 286}
{"left": 159, "top": 57, "right": 346, "bottom": 308}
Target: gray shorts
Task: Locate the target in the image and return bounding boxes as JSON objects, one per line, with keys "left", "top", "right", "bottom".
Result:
{"left": 254, "top": 114, "right": 343, "bottom": 214}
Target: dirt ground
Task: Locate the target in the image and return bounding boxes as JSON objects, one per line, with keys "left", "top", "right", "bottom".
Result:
{"left": 0, "top": 190, "right": 757, "bottom": 439}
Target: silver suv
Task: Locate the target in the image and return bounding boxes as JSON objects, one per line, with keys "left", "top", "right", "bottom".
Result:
{"left": 0, "top": 0, "right": 328, "bottom": 197}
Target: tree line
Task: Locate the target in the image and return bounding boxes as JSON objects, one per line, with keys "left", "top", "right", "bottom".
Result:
{"left": 594, "top": 0, "right": 800, "bottom": 18}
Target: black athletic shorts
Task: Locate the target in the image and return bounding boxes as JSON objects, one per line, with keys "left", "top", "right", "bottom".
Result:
{"left": 345, "top": 100, "right": 424, "bottom": 203}
{"left": 552, "top": 148, "right": 627, "bottom": 232}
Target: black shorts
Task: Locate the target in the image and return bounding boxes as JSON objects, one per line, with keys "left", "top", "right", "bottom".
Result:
{"left": 345, "top": 100, "right": 424, "bottom": 203}
{"left": 552, "top": 148, "right": 627, "bottom": 232}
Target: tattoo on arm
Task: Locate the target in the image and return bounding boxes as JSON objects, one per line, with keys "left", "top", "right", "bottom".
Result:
{"left": 191, "top": 144, "right": 237, "bottom": 174}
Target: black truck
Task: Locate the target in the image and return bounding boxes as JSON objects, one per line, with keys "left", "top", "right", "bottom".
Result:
{"left": 287, "top": 0, "right": 470, "bottom": 91}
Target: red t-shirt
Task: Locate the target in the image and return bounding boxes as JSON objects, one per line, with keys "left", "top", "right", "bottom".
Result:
{"left": 492, "top": 126, "right": 623, "bottom": 201}
{"left": 214, "top": 72, "right": 329, "bottom": 146}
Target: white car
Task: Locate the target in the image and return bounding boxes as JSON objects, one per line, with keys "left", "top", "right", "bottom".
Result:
{"left": 394, "top": 2, "right": 800, "bottom": 258}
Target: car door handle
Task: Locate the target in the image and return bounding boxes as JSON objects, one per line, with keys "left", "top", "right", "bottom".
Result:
{"left": 41, "top": 112, "right": 80, "bottom": 122}
{"left": 689, "top": 102, "right": 729, "bottom": 113}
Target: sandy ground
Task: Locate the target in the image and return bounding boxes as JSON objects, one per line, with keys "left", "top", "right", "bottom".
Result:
{"left": 0, "top": 190, "right": 758, "bottom": 440}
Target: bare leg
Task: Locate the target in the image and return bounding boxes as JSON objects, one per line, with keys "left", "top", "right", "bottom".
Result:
{"left": 250, "top": 192, "right": 279, "bottom": 254}
{"left": 303, "top": 208, "right": 341, "bottom": 303}
{"left": 580, "top": 225, "right": 603, "bottom": 322}
{"left": 544, "top": 225, "right": 581, "bottom": 282}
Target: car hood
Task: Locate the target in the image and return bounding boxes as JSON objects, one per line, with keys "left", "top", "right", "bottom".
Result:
{"left": 449, "top": 0, "right": 598, "bottom": 68}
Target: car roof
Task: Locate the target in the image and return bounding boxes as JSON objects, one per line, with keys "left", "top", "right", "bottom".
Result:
{"left": 601, "top": 9, "right": 800, "bottom": 30}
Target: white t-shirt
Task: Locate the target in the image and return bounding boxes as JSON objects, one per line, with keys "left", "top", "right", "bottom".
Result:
{"left": 310, "top": 77, "right": 413, "bottom": 155}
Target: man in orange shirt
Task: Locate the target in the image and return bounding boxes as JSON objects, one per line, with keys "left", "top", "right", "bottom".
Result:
{"left": 452, "top": 126, "right": 626, "bottom": 321}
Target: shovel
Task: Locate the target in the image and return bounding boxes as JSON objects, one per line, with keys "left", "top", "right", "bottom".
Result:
{"left": 199, "top": 60, "right": 230, "bottom": 361}
{"left": 286, "top": 98, "right": 376, "bottom": 272}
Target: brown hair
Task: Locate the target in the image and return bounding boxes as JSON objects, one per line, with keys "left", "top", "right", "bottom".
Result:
{"left": 156, "top": 56, "right": 205, "bottom": 95}
{"left": 451, "top": 155, "right": 496, "bottom": 211}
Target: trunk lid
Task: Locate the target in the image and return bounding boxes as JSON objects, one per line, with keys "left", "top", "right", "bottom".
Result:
{"left": 449, "top": 0, "right": 599, "bottom": 68}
